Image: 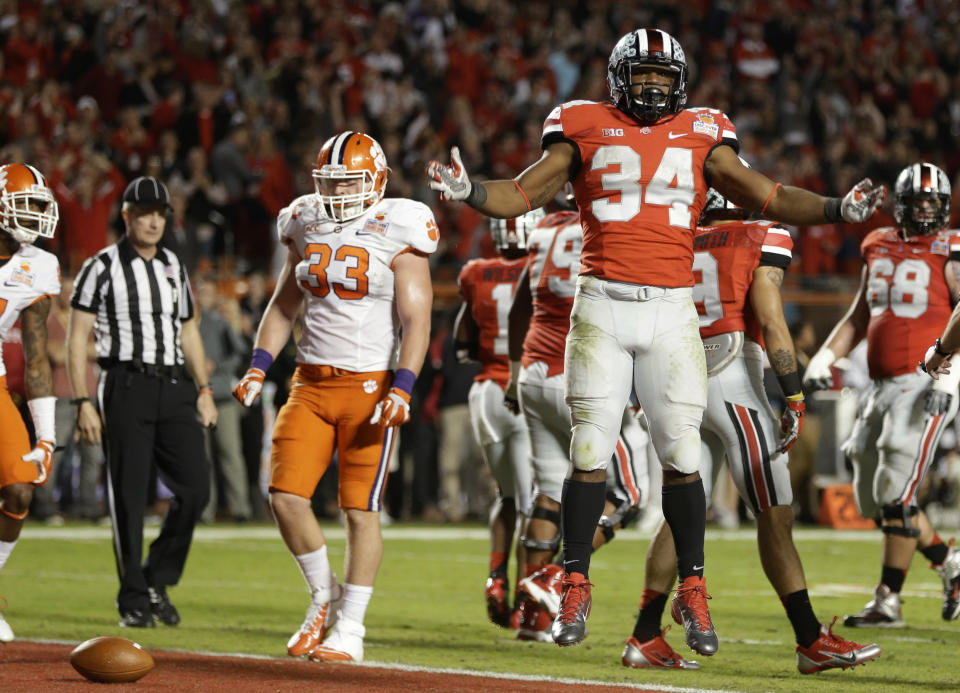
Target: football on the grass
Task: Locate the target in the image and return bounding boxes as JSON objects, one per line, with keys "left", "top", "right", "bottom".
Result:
{"left": 70, "top": 636, "right": 154, "bottom": 683}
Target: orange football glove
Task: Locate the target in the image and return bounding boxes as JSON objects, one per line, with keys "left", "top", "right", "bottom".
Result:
{"left": 23, "top": 440, "right": 54, "bottom": 486}
{"left": 369, "top": 387, "right": 411, "bottom": 427}
{"left": 233, "top": 367, "right": 265, "bottom": 407}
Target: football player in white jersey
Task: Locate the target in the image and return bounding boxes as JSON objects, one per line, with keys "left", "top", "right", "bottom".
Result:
{"left": 233, "top": 132, "right": 436, "bottom": 663}
{"left": 0, "top": 163, "right": 61, "bottom": 642}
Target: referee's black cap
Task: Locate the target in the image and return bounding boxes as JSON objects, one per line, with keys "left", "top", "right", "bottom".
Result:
{"left": 122, "top": 177, "right": 171, "bottom": 208}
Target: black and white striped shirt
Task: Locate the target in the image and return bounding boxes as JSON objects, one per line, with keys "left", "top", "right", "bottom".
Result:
{"left": 71, "top": 235, "right": 195, "bottom": 366}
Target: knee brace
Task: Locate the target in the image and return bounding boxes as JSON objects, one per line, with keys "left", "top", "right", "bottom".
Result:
{"left": 598, "top": 490, "right": 641, "bottom": 543}
{"left": 881, "top": 504, "right": 921, "bottom": 538}
{"left": 521, "top": 506, "right": 562, "bottom": 553}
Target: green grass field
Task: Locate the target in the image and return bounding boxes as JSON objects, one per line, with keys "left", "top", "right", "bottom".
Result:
{"left": 3, "top": 522, "right": 959, "bottom": 692}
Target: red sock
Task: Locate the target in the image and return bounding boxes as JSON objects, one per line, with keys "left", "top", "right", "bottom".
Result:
{"left": 640, "top": 588, "right": 665, "bottom": 610}
{"left": 489, "top": 551, "right": 507, "bottom": 575}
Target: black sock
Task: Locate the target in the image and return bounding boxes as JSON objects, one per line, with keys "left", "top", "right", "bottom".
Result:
{"left": 662, "top": 478, "right": 706, "bottom": 579}
{"left": 921, "top": 542, "right": 949, "bottom": 566}
{"left": 632, "top": 591, "right": 667, "bottom": 642}
{"left": 782, "top": 589, "right": 821, "bottom": 648}
{"left": 560, "top": 478, "right": 606, "bottom": 579}
{"left": 881, "top": 565, "right": 906, "bottom": 593}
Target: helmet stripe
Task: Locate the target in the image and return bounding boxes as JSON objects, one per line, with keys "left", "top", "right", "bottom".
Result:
{"left": 331, "top": 131, "right": 354, "bottom": 166}
{"left": 646, "top": 29, "right": 663, "bottom": 55}
{"left": 636, "top": 29, "right": 648, "bottom": 54}
{"left": 23, "top": 163, "right": 44, "bottom": 185}
{"left": 920, "top": 163, "right": 934, "bottom": 192}
{"left": 657, "top": 29, "right": 672, "bottom": 58}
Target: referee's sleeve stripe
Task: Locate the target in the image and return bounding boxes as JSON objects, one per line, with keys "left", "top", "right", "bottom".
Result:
{"left": 71, "top": 256, "right": 103, "bottom": 311}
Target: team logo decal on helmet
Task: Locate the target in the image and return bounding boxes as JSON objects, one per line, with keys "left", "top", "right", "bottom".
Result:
{"left": 0, "top": 163, "right": 59, "bottom": 244}
{"left": 894, "top": 162, "right": 951, "bottom": 237}
{"left": 313, "top": 132, "right": 390, "bottom": 222}
{"left": 490, "top": 208, "right": 546, "bottom": 251}
{"left": 607, "top": 28, "right": 688, "bottom": 123}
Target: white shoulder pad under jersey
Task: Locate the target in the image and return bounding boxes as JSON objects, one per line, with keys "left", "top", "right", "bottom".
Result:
{"left": 0, "top": 243, "right": 61, "bottom": 377}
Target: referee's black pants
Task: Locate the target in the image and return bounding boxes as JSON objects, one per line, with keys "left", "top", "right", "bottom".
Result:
{"left": 100, "top": 367, "right": 210, "bottom": 615}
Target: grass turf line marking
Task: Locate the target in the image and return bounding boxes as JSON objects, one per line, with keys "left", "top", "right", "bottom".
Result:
{"left": 20, "top": 525, "right": 882, "bottom": 543}
{"left": 23, "top": 638, "right": 743, "bottom": 693}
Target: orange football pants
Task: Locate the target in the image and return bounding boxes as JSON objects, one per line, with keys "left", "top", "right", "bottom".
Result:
{"left": 270, "top": 365, "right": 396, "bottom": 511}
{"left": 0, "top": 376, "right": 34, "bottom": 488}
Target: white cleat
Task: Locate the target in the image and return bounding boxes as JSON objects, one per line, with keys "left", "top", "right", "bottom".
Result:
{"left": 308, "top": 615, "right": 365, "bottom": 663}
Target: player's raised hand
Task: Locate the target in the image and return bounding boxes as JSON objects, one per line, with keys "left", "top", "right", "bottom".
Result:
{"left": 370, "top": 387, "right": 411, "bottom": 427}
{"left": 841, "top": 178, "right": 885, "bottom": 223}
{"left": 233, "top": 367, "right": 265, "bottom": 407}
{"left": 426, "top": 147, "right": 473, "bottom": 201}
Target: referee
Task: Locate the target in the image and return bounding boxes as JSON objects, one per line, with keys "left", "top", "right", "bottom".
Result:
{"left": 66, "top": 176, "right": 217, "bottom": 628}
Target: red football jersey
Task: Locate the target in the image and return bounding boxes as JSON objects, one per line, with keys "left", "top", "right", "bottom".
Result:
{"left": 541, "top": 101, "right": 738, "bottom": 287}
{"left": 522, "top": 210, "right": 582, "bottom": 376}
{"left": 692, "top": 220, "right": 793, "bottom": 346}
{"left": 458, "top": 255, "right": 527, "bottom": 387}
{"left": 862, "top": 227, "right": 960, "bottom": 379}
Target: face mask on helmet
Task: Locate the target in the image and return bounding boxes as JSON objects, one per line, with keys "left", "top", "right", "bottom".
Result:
{"left": 607, "top": 28, "right": 688, "bottom": 123}
{"left": 490, "top": 208, "right": 546, "bottom": 251}
{"left": 894, "top": 163, "right": 951, "bottom": 237}
{"left": 0, "top": 163, "right": 59, "bottom": 244}
{"left": 313, "top": 131, "right": 389, "bottom": 222}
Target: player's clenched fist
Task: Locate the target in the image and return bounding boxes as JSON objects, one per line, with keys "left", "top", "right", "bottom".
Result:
{"left": 370, "top": 388, "right": 411, "bottom": 427}
{"left": 23, "top": 440, "right": 54, "bottom": 485}
{"left": 233, "top": 367, "right": 265, "bottom": 407}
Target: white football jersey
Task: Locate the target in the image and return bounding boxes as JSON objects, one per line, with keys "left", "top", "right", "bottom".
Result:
{"left": 278, "top": 195, "right": 438, "bottom": 372}
{"left": 0, "top": 243, "right": 61, "bottom": 378}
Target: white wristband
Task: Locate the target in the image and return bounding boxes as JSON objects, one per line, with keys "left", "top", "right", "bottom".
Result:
{"left": 28, "top": 396, "right": 57, "bottom": 445}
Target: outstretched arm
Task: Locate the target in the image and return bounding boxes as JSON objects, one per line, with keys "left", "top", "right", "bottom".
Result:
{"left": 427, "top": 142, "right": 575, "bottom": 219}
{"left": 706, "top": 145, "right": 884, "bottom": 226}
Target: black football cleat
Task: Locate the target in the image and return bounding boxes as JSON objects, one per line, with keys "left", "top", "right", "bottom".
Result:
{"left": 148, "top": 586, "right": 181, "bottom": 626}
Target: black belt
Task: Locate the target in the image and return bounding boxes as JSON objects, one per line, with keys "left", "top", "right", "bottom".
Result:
{"left": 98, "top": 358, "right": 186, "bottom": 380}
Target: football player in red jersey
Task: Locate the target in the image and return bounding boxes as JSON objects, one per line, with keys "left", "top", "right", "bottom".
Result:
{"left": 807, "top": 162, "right": 960, "bottom": 627}
{"left": 622, "top": 190, "right": 881, "bottom": 674}
{"left": 506, "top": 204, "right": 649, "bottom": 642}
{"left": 453, "top": 210, "right": 539, "bottom": 629}
{"left": 0, "top": 163, "right": 61, "bottom": 643}
{"left": 428, "top": 27, "right": 884, "bottom": 652}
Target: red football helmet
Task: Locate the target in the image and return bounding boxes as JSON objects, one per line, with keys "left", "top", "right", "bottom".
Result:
{"left": 490, "top": 209, "right": 546, "bottom": 251}
{"left": 313, "top": 132, "right": 389, "bottom": 222}
{"left": 0, "top": 163, "right": 59, "bottom": 244}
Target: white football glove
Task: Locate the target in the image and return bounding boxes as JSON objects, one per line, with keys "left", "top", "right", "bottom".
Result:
{"left": 370, "top": 388, "right": 411, "bottom": 427}
{"left": 232, "top": 367, "right": 265, "bottom": 407}
{"left": 426, "top": 147, "right": 473, "bottom": 201}
{"left": 802, "top": 347, "right": 836, "bottom": 392}
{"left": 840, "top": 178, "right": 885, "bottom": 223}
{"left": 23, "top": 440, "right": 54, "bottom": 486}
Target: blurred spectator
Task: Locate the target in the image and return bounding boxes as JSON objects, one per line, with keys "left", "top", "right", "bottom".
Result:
{"left": 196, "top": 277, "right": 251, "bottom": 524}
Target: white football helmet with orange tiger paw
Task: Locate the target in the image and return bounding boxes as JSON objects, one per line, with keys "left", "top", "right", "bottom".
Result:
{"left": 313, "top": 132, "right": 389, "bottom": 222}
{"left": 0, "top": 163, "right": 59, "bottom": 244}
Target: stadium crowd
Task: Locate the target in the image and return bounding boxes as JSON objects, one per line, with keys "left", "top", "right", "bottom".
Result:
{"left": 2, "top": 0, "right": 960, "bottom": 522}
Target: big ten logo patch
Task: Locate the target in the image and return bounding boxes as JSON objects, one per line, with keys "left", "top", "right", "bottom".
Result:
{"left": 602, "top": 128, "right": 624, "bottom": 137}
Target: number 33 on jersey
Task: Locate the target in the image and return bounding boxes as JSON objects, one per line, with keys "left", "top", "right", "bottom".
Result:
{"left": 278, "top": 195, "right": 438, "bottom": 372}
